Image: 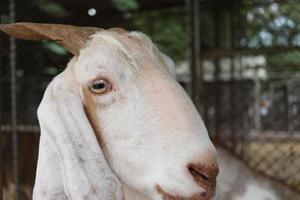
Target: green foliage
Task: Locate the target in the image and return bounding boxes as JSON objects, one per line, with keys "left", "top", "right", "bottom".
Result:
{"left": 243, "top": 1, "right": 300, "bottom": 48}
{"left": 113, "top": 0, "right": 139, "bottom": 12}
{"left": 236, "top": 1, "right": 300, "bottom": 77}
{"left": 42, "top": 41, "right": 68, "bottom": 56}
{"left": 267, "top": 50, "right": 300, "bottom": 78}
{"left": 0, "top": 15, "right": 10, "bottom": 24}
{"left": 132, "top": 9, "right": 187, "bottom": 62}
{"left": 34, "top": 0, "right": 70, "bottom": 17}
{"left": 267, "top": 50, "right": 300, "bottom": 67}
{"left": 44, "top": 67, "right": 59, "bottom": 75}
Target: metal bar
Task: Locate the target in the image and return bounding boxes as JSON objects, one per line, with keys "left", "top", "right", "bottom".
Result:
{"left": 254, "top": 67, "right": 261, "bottom": 131}
{"left": 187, "top": 0, "right": 195, "bottom": 99}
{"left": 213, "top": 8, "right": 221, "bottom": 140}
{"left": 185, "top": 0, "right": 192, "bottom": 96}
{"left": 235, "top": 0, "right": 246, "bottom": 160}
{"left": 9, "top": 0, "right": 19, "bottom": 199}
{"left": 238, "top": 54, "right": 245, "bottom": 160}
{"left": 283, "top": 83, "right": 289, "bottom": 132}
{"left": 0, "top": 54, "right": 2, "bottom": 200}
{"left": 203, "top": 46, "right": 300, "bottom": 59}
{"left": 229, "top": 1, "right": 237, "bottom": 150}
{"left": 1, "top": 124, "right": 40, "bottom": 133}
{"left": 189, "top": 0, "right": 204, "bottom": 115}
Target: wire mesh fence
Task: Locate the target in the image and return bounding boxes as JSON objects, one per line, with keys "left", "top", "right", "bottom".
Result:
{"left": 199, "top": 0, "right": 300, "bottom": 192}
{"left": 0, "top": 0, "right": 300, "bottom": 199}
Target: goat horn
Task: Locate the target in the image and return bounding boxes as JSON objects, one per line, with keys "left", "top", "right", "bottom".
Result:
{"left": 0, "top": 22, "right": 103, "bottom": 56}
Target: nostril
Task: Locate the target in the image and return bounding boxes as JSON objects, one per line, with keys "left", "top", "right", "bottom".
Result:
{"left": 188, "top": 166, "right": 209, "bottom": 182}
{"left": 187, "top": 163, "right": 218, "bottom": 196}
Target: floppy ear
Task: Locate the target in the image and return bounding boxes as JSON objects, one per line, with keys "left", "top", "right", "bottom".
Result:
{"left": 0, "top": 22, "right": 102, "bottom": 55}
{"left": 33, "top": 59, "right": 123, "bottom": 199}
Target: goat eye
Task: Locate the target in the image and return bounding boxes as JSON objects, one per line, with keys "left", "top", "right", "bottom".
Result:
{"left": 89, "top": 79, "right": 111, "bottom": 94}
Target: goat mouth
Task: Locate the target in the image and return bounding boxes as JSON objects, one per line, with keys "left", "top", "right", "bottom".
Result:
{"left": 156, "top": 185, "right": 215, "bottom": 200}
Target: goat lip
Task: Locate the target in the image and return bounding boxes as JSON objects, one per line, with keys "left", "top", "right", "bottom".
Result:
{"left": 155, "top": 185, "right": 215, "bottom": 200}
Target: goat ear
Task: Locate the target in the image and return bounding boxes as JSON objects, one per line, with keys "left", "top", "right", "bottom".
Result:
{"left": 34, "top": 60, "right": 123, "bottom": 199}
{"left": 0, "top": 22, "right": 102, "bottom": 55}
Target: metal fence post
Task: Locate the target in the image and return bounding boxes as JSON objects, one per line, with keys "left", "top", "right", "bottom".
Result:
{"left": 213, "top": 9, "right": 221, "bottom": 141}
{"left": 9, "top": 0, "right": 19, "bottom": 199}
{"left": 188, "top": 0, "right": 204, "bottom": 115}
{"left": 0, "top": 65, "right": 2, "bottom": 200}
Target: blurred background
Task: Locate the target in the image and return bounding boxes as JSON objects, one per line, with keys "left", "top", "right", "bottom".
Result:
{"left": 0, "top": 0, "right": 300, "bottom": 199}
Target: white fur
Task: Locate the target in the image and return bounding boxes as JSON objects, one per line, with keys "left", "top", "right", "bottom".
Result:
{"left": 34, "top": 31, "right": 217, "bottom": 200}
{"left": 34, "top": 62, "right": 123, "bottom": 199}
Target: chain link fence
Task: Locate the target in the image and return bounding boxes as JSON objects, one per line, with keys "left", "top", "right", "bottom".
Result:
{"left": 0, "top": 0, "right": 300, "bottom": 199}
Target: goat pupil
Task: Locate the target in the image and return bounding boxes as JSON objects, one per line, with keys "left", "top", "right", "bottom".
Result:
{"left": 93, "top": 82, "right": 105, "bottom": 89}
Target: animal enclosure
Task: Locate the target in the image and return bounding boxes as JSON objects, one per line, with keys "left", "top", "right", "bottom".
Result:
{"left": 1, "top": 0, "right": 300, "bottom": 199}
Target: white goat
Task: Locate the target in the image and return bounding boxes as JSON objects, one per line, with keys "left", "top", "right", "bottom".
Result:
{"left": 0, "top": 23, "right": 218, "bottom": 200}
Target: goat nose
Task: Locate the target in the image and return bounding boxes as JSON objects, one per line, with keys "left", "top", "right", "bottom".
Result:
{"left": 187, "top": 160, "right": 218, "bottom": 198}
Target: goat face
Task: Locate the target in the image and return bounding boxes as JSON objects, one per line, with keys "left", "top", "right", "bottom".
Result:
{"left": 77, "top": 31, "right": 218, "bottom": 199}
{"left": 0, "top": 23, "right": 218, "bottom": 200}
